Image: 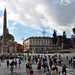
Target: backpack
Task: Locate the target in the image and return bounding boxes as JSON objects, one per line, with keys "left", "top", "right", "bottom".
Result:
{"left": 45, "top": 61, "right": 48, "bottom": 67}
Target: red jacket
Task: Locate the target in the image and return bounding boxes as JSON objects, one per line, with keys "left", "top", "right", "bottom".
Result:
{"left": 38, "top": 62, "right": 41, "bottom": 66}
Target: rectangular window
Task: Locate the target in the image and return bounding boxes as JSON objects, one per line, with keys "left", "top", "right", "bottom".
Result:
{"left": 41, "top": 40, "right": 43, "bottom": 44}
{"left": 44, "top": 40, "right": 46, "bottom": 44}
{"left": 39, "top": 40, "right": 40, "bottom": 45}
{"left": 30, "top": 40, "right": 32, "bottom": 45}
{"left": 47, "top": 40, "right": 48, "bottom": 45}
{"left": 36, "top": 39, "right": 37, "bottom": 45}
{"left": 30, "top": 39, "right": 32, "bottom": 43}
{"left": 33, "top": 40, "right": 34, "bottom": 45}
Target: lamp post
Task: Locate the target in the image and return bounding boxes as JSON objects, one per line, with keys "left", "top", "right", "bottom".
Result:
{"left": 42, "top": 29, "right": 46, "bottom": 56}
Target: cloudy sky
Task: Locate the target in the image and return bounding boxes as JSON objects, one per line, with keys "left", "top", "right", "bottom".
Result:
{"left": 0, "top": 0, "right": 75, "bottom": 44}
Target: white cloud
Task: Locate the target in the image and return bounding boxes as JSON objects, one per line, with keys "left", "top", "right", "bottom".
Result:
{"left": 12, "top": 22, "right": 17, "bottom": 25}
{"left": 9, "top": 31, "right": 13, "bottom": 35}
{"left": 18, "top": 40, "right": 23, "bottom": 45}
{"left": 46, "top": 29, "right": 53, "bottom": 34}
{"left": 0, "top": 16, "right": 3, "bottom": 25}
{"left": 9, "top": 26, "right": 17, "bottom": 30}
{"left": 32, "top": 33, "right": 35, "bottom": 35}
{"left": 65, "top": 0, "right": 71, "bottom": 3}
{"left": 0, "top": 28, "right": 3, "bottom": 34}
{"left": 0, "top": 16, "right": 3, "bottom": 34}
{"left": 37, "top": 32, "right": 41, "bottom": 34}
{"left": 0, "top": 0, "right": 75, "bottom": 36}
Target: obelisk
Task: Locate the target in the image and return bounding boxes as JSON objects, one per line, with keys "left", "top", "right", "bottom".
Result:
{"left": 2, "top": 8, "right": 8, "bottom": 55}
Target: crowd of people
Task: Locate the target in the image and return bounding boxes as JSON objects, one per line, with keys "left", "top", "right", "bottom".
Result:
{"left": 0, "top": 54, "right": 75, "bottom": 75}
{"left": 25, "top": 54, "right": 64, "bottom": 75}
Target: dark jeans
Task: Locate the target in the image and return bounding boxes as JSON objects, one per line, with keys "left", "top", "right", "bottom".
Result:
{"left": 44, "top": 67, "right": 46, "bottom": 72}
{"left": 62, "top": 71, "right": 66, "bottom": 75}
{"left": 73, "top": 64, "right": 75, "bottom": 68}
{"left": 58, "top": 71, "right": 60, "bottom": 75}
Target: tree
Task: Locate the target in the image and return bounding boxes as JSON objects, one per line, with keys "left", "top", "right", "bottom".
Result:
{"left": 52, "top": 30, "right": 58, "bottom": 50}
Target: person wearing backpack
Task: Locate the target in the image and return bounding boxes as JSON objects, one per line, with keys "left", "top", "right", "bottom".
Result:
{"left": 18, "top": 59, "right": 21, "bottom": 68}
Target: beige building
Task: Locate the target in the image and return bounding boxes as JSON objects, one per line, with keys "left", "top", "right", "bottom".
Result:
{"left": 23, "top": 37, "right": 61, "bottom": 53}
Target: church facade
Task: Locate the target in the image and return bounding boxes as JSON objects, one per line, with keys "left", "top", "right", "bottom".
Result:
{"left": 0, "top": 8, "right": 16, "bottom": 55}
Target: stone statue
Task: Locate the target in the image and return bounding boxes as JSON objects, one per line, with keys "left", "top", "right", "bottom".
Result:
{"left": 72, "top": 27, "right": 75, "bottom": 38}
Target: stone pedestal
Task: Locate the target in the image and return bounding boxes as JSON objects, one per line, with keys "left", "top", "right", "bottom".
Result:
{"left": 2, "top": 45, "right": 8, "bottom": 56}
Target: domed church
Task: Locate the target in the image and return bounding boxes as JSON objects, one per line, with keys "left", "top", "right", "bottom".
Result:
{"left": 0, "top": 8, "right": 16, "bottom": 55}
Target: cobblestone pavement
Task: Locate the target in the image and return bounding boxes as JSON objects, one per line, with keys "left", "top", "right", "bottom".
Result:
{"left": 0, "top": 59, "right": 45, "bottom": 75}
{"left": 0, "top": 56, "right": 75, "bottom": 75}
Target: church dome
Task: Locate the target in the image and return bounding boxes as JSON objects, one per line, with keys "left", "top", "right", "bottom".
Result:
{"left": 7, "top": 33, "right": 14, "bottom": 41}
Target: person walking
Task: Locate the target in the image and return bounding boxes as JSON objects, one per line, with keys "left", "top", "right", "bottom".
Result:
{"left": 46, "top": 66, "right": 51, "bottom": 75}
{"left": 14, "top": 59, "right": 17, "bottom": 67}
{"left": 10, "top": 61, "right": 14, "bottom": 73}
{"left": 30, "top": 70, "right": 36, "bottom": 75}
{"left": 73, "top": 59, "right": 75, "bottom": 68}
{"left": 0, "top": 58, "right": 1, "bottom": 66}
{"left": 49, "top": 60, "right": 52, "bottom": 69}
{"left": 7, "top": 59, "right": 9, "bottom": 67}
{"left": 35, "top": 57, "right": 38, "bottom": 64}
{"left": 42, "top": 61, "right": 46, "bottom": 72}
{"left": 26, "top": 63, "right": 30, "bottom": 75}
{"left": 62, "top": 64, "right": 68, "bottom": 75}
{"left": 37, "top": 61, "right": 42, "bottom": 70}
{"left": 18, "top": 59, "right": 21, "bottom": 68}
{"left": 51, "top": 67, "right": 58, "bottom": 75}
{"left": 25, "top": 56, "right": 26, "bottom": 62}
{"left": 29, "top": 63, "right": 32, "bottom": 70}
{"left": 28, "top": 56, "right": 31, "bottom": 63}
